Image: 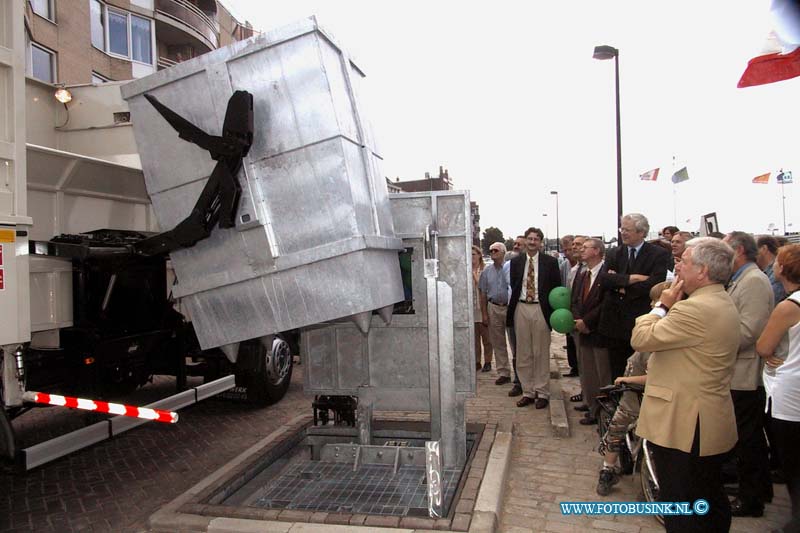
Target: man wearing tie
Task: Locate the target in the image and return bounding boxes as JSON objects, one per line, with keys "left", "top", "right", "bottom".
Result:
{"left": 598, "top": 213, "right": 671, "bottom": 379}
{"left": 506, "top": 227, "right": 562, "bottom": 409}
{"left": 571, "top": 238, "right": 610, "bottom": 425}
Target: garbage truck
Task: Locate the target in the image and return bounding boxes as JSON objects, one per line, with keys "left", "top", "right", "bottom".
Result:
{"left": 0, "top": 10, "right": 405, "bottom": 468}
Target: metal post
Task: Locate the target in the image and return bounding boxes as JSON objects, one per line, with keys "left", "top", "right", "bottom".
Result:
{"left": 614, "top": 52, "right": 623, "bottom": 244}
{"left": 550, "top": 191, "right": 559, "bottom": 253}
{"left": 782, "top": 180, "right": 787, "bottom": 235}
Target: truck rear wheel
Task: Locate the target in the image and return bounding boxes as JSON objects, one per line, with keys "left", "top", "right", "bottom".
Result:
{"left": 239, "top": 337, "right": 293, "bottom": 406}
{"left": 0, "top": 407, "right": 16, "bottom": 461}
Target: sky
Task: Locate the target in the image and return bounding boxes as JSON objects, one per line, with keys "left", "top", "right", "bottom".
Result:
{"left": 221, "top": 0, "right": 799, "bottom": 241}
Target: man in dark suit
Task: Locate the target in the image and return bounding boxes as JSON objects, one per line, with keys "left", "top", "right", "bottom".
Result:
{"left": 571, "top": 237, "right": 611, "bottom": 425}
{"left": 597, "top": 213, "right": 670, "bottom": 379}
{"left": 506, "top": 227, "right": 562, "bottom": 409}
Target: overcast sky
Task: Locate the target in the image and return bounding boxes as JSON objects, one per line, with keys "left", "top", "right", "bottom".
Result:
{"left": 222, "top": 0, "right": 799, "bottom": 240}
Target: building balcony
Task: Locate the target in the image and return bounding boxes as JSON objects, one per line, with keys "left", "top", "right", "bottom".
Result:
{"left": 155, "top": 0, "right": 219, "bottom": 51}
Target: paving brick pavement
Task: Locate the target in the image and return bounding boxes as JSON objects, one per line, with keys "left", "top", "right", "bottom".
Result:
{"left": 2, "top": 334, "right": 794, "bottom": 533}
{"left": 1, "top": 370, "right": 310, "bottom": 533}
{"left": 489, "top": 333, "right": 793, "bottom": 533}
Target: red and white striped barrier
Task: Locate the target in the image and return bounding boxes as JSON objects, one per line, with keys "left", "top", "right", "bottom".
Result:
{"left": 23, "top": 391, "right": 179, "bottom": 424}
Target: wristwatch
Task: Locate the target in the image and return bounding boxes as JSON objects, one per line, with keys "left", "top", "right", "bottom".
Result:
{"left": 655, "top": 301, "right": 669, "bottom": 312}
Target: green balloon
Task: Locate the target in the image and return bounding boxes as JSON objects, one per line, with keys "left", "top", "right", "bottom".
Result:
{"left": 548, "top": 286, "right": 571, "bottom": 310}
{"left": 550, "top": 308, "right": 575, "bottom": 334}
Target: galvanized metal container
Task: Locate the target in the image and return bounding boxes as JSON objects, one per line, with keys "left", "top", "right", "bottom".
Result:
{"left": 121, "top": 17, "right": 403, "bottom": 349}
{"left": 302, "top": 191, "right": 476, "bottom": 411}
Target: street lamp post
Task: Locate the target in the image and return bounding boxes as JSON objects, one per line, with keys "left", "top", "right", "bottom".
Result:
{"left": 550, "top": 191, "right": 559, "bottom": 253}
{"left": 542, "top": 213, "right": 549, "bottom": 251}
{"left": 593, "top": 45, "right": 622, "bottom": 243}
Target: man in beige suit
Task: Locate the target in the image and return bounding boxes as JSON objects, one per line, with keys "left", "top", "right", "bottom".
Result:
{"left": 632, "top": 237, "right": 739, "bottom": 533}
{"left": 724, "top": 231, "right": 774, "bottom": 517}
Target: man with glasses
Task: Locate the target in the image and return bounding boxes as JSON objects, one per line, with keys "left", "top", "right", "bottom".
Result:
{"left": 480, "top": 243, "right": 511, "bottom": 382}
{"left": 570, "top": 238, "right": 609, "bottom": 424}
{"left": 559, "top": 235, "right": 582, "bottom": 379}
{"left": 506, "top": 227, "right": 562, "bottom": 408}
{"left": 597, "top": 214, "right": 670, "bottom": 379}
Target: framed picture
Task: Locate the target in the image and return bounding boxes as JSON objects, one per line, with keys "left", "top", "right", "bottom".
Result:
{"left": 702, "top": 212, "right": 719, "bottom": 236}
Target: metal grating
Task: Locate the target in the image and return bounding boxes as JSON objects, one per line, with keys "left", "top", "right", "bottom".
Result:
{"left": 247, "top": 460, "right": 460, "bottom": 516}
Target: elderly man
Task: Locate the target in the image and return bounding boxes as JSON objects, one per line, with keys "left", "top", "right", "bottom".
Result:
{"left": 598, "top": 214, "right": 671, "bottom": 379}
{"left": 757, "top": 234, "right": 787, "bottom": 303}
{"left": 671, "top": 231, "right": 693, "bottom": 265}
{"left": 724, "top": 231, "right": 775, "bottom": 517}
{"left": 506, "top": 235, "right": 525, "bottom": 262}
{"left": 505, "top": 236, "right": 524, "bottom": 396}
{"left": 559, "top": 235, "right": 583, "bottom": 378}
{"left": 571, "top": 238, "right": 609, "bottom": 424}
{"left": 506, "top": 227, "right": 562, "bottom": 408}
{"left": 632, "top": 237, "right": 739, "bottom": 532}
{"left": 480, "top": 242, "right": 511, "bottom": 383}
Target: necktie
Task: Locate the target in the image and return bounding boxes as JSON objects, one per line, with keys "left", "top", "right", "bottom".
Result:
{"left": 582, "top": 269, "right": 592, "bottom": 303}
{"left": 526, "top": 255, "right": 536, "bottom": 302}
{"left": 628, "top": 247, "right": 636, "bottom": 271}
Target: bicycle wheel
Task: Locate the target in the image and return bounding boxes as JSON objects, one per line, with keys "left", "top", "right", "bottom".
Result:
{"left": 640, "top": 440, "right": 665, "bottom": 526}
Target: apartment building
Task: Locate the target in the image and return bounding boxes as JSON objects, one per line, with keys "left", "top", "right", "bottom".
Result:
{"left": 23, "top": 0, "right": 253, "bottom": 85}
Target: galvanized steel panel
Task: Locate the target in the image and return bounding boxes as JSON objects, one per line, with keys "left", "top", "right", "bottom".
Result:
{"left": 122, "top": 17, "right": 403, "bottom": 349}
{"left": 302, "top": 191, "right": 476, "bottom": 410}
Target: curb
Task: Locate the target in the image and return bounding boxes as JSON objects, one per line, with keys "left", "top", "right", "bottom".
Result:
{"left": 470, "top": 429, "right": 514, "bottom": 532}
{"left": 548, "top": 379, "right": 570, "bottom": 438}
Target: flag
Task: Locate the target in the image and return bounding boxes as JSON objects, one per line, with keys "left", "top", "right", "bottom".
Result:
{"left": 671, "top": 167, "right": 689, "bottom": 184}
{"left": 738, "top": 0, "right": 800, "bottom": 88}
{"left": 777, "top": 170, "right": 794, "bottom": 184}
{"left": 753, "top": 172, "right": 771, "bottom": 184}
{"left": 738, "top": 47, "right": 800, "bottom": 88}
{"left": 639, "top": 168, "right": 659, "bottom": 181}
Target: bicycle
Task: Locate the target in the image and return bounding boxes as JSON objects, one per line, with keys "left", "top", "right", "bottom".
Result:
{"left": 596, "top": 382, "right": 663, "bottom": 525}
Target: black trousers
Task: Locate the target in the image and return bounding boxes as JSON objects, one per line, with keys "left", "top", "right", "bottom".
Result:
{"left": 731, "top": 388, "right": 772, "bottom": 505}
{"left": 566, "top": 333, "right": 578, "bottom": 372}
{"left": 772, "top": 417, "right": 800, "bottom": 532}
{"left": 649, "top": 421, "right": 731, "bottom": 533}
{"left": 606, "top": 338, "right": 633, "bottom": 381}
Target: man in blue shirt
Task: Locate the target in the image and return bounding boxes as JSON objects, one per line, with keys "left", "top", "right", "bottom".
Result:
{"left": 757, "top": 235, "right": 787, "bottom": 303}
{"left": 479, "top": 242, "right": 511, "bottom": 383}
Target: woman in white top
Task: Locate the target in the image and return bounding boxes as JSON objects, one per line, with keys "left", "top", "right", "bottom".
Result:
{"left": 757, "top": 243, "right": 800, "bottom": 532}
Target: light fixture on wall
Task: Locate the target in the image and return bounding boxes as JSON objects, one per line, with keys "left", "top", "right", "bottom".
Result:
{"left": 54, "top": 86, "right": 72, "bottom": 104}
{"left": 54, "top": 85, "right": 72, "bottom": 128}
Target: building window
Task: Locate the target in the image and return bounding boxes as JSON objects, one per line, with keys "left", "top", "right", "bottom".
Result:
{"left": 90, "top": 0, "right": 104, "bottom": 50}
{"left": 30, "top": 0, "right": 54, "bottom": 21}
{"left": 131, "top": 15, "right": 152, "bottom": 64}
{"left": 91, "top": 2, "right": 153, "bottom": 65}
{"left": 108, "top": 9, "right": 129, "bottom": 57}
{"left": 31, "top": 43, "right": 56, "bottom": 83}
{"left": 91, "top": 72, "right": 111, "bottom": 84}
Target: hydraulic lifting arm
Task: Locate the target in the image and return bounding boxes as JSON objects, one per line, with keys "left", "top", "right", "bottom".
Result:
{"left": 133, "top": 90, "right": 254, "bottom": 257}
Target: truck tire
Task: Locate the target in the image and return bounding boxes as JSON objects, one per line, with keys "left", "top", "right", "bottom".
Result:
{"left": 240, "top": 337, "right": 293, "bottom": 406}
{"left": 0, "top": 408, "right": 16, "bottom": 461}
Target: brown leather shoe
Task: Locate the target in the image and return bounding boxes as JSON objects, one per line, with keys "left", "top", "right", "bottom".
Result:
{"left": 508, "top": 384, "right": 523, "bottom": 397}
{"left": 495, "top": 376, "right": 511, "bottom": 385}
{"left": 534, "top": 398, "right": 549, "bottom": 409}
{"left": 516, "top": 396, "right": 535, "bottom": 407}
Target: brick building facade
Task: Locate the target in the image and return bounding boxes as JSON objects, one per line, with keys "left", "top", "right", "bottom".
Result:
{"left": 23, "top": 0, "right": 252, "bottom": 85}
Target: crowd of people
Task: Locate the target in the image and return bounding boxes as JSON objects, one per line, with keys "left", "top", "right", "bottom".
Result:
{"left": 471, "top": 213, "right": 800, "bottom": 533}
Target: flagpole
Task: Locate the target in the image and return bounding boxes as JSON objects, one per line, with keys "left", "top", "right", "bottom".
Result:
{"left": 782, "top": 179, "right": 787, "bottom": 235}
{"left": 672, "top": 155, "right": 677, "bottom": 226}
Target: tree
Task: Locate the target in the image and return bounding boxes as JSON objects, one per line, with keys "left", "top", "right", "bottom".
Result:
{"left": 504, "top": 238, "right": 515, "bottom": 251}
{"left": 482, "top": 226, "right": 505, "bottom": 255}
